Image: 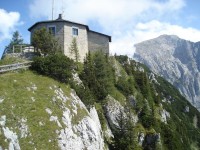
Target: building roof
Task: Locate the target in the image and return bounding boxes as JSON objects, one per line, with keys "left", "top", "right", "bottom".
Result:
{"left": 28, "top": 14, "right": 111, "bottom": 42}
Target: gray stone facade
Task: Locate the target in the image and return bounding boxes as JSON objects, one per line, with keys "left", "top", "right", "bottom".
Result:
{"left": 63, "top": 22, "right": 88, "bottom": 62}
{"left": 88, "top": 31, "right": 110, "bottom": 53}
{"left": 29, "top": 22, "right": 65, "bottom": 52}
{"left": 28, "top": 14, "right": 111, "bottom": 62}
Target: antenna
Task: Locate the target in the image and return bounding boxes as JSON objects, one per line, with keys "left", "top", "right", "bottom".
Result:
{"left": 62, "top": 0, "right": 64, "bottom": 18}
{"left": 52, "top": 0, "right": 54, "bottom": 20}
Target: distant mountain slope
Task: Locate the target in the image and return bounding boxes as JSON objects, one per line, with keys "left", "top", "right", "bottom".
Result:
{"left": 134, "top": 35, "right": 200, "bottom": 111}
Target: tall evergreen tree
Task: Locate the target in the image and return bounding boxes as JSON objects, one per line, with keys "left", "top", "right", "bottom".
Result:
{"left": 69, "top": 37, "right": 80, "bottom": 62}
{"left": 81, "top": 52, "right": 99, "bottom": 99}
{"left": 6, "top": 31, "right": 24, "bottom": 53}
{"left": 112, "top": 109, "right": 135, "bottom": 150}
{"left": 81, "top": 51, "right": 115, "bottom": 100}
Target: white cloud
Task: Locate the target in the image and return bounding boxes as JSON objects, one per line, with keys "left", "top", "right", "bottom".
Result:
{"left": 111, "top": 20, "right": 200, "bottom": 57}
{"left": 29, "top": 0, "right": 185, "bottom": 28}
{"left": 153, "top": 0, "right": 185, "bottom": 12}
{"left": 134, "top": 20, "right": 200, "bottom": 43}
{"left": 0, "top": 9, "right": 21, "bottom": 42}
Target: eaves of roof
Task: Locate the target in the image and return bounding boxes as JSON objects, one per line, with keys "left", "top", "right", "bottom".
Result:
{"left": 28, "top": 19, "right": 111, "bottom": 42}
{"left": 89, "top": 30, "right": 111, "bottom": 42}
{"left": 28, "top": 19, "right": 89, "bottom": 31}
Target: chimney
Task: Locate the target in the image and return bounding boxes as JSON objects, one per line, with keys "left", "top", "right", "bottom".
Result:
{"left": 58, "top": 14, "right": 62, "bottom": 20}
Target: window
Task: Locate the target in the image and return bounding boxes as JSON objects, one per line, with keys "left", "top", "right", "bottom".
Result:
{"left": 48, "top": 26, "right": 56, "bottom": 36}
{"left": 72, "top": 27, "right": 78, "bottom": 36}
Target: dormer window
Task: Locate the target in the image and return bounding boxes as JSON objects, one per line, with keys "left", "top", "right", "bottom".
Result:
{"left": 48, "top": 26, "right": 56, "bottom": 36}
{"left": 72, "top": 27, "right": 78, "bottom": 36}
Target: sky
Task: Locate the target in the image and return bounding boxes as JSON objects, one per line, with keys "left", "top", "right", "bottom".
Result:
{"left": 1, "top": 0, "right": 200, "bottom": 58}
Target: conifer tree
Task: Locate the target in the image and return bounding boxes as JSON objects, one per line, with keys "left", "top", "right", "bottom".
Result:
{"left": 81, "top": 52, "right": 99, "bottom": 99}
{"left": 69, "top": 37, "right": 80, "bottom": 62}
{"left": 6, "top": 31, "right": 24, "bottom": 53}
{"left": 81, "top": 51, "right": 115, "bottom": 100}
{"left": 112, "top": 108, "right": 135, "bottom": 150}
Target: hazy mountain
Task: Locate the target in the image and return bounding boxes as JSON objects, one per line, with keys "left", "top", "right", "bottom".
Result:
{"left": 134, "top": 34, "right": 200, "bottom": 111}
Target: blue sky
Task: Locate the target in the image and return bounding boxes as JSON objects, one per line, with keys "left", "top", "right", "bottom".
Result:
{"left": 1, "top": 0, "right": 200, "bottom": 58}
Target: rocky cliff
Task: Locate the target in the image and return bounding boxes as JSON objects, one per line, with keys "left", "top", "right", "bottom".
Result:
{"left": 134, "top": 35, "right": 200, "bottom": 111}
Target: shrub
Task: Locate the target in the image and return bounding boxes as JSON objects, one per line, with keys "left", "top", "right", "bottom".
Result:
{"left": 31, "top": 54, "right": 73, "bottom": 83}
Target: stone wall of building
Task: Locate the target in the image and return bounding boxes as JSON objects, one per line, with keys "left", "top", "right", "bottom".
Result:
{"left": 63, "top": 23, "right": 88, "bottom": 62}
{"left": 29, "top": 21, "right": 110, "bottom": 62}
{"left": 29, "top": 22, "right": 65, "bottom": 53}
{"left": 88, "top": 32, "right": 110, "bottom": 54}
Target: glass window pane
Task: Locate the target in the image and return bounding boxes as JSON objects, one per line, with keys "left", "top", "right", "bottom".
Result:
{"left": 72, "top": 28, "right": 78, "bottom": 36}
{"left": 48, "top": 27, "right": 56, "bottom": 35}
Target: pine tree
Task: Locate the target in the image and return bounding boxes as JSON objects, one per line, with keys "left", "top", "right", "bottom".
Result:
{"left": 6, "top": 31, "right": 24, "bottom": 53}
{"left": 81, "top": 52, "right": 99, "bottom": 99}
{"left": 80, "top": 51, "right": 115, "bottom": 100}
{"left": 112, "top": 108, "right": 135, "bottom": 150}
{"left": 93, "top": 51, "right": 113, "bottom": 100}
{"left": 69, "top": 37, "right": 80, "bottom": 62}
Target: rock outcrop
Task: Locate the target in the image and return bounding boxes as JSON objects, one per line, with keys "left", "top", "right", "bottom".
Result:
{"left": 56, "top": 89, "right": 105, "bottom": 150}
{"left": 104, "top": 95, "right": 138, "bottom": 129}
{"left": 134, "top": 35, "right": 200, "bottom": 110}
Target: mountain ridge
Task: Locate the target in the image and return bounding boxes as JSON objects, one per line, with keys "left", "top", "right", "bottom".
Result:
{"left": 134, "top": 34, "right": 200, "bottom": 110}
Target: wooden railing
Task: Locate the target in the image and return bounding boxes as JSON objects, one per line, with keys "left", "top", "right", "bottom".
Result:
{"left": 1, "top": 45, "right": 35, "bottom": 60}
{"left": 4, "top": 45, "right": 34, "bottom": 54}
{"left": 0, "top": 61, "right": 32, "bottom": 73}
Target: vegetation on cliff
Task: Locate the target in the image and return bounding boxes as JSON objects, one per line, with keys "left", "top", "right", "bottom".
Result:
{"left": 30, "top": 52, "right": 200, "bottom": 149}
{"left": 0, "top": 51, "right": 200, "bottom": 150}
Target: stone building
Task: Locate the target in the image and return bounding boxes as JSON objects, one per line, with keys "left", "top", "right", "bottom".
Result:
{"left": 28, "top": 14, "right": 111, "bottom": 61}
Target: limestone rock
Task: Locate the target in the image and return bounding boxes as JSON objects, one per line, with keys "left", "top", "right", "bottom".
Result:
{"left": 160, "top": 109, "right": 170, "bottom": 123}
{"left": 104, "top": 95, "right": 138, "bottom": 129}
{"left": 134, "top": 35, "right": 200, "bottom": 111}
{"left": 138, "top": 132, "right": 145, "bottom": 146}
{"left": 54, "top": 89, "right": 105, "bottom": 150}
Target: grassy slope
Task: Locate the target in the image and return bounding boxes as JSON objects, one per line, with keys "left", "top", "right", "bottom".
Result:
{"left": 0, "top": 71, "right": 73, "bottom": 150}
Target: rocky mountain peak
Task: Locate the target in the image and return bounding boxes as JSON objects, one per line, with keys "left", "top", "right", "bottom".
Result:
{"left": 136, "top": 34, "right": 180, "bottom": 46}
{"left": 134, "top": 34, "right": 200, "bottom": 110}
{"left": 157, "top": 34, "right": 180, "bottom": 40}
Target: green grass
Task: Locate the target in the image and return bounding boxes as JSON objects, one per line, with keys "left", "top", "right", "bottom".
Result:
{"left": 0, "top": 129, "right": 8, "bottom": 149}
{"left": 71, "top": 104, "right": 88, "bottom": 125}
{"left": 0, "top": 70, "right": 87, "bottom": 150}
{"left": 109, "top": 86, "right": 127, "bottom": 105}
{"left": 109, "top": 56, "right": 128, "bottom": 80}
